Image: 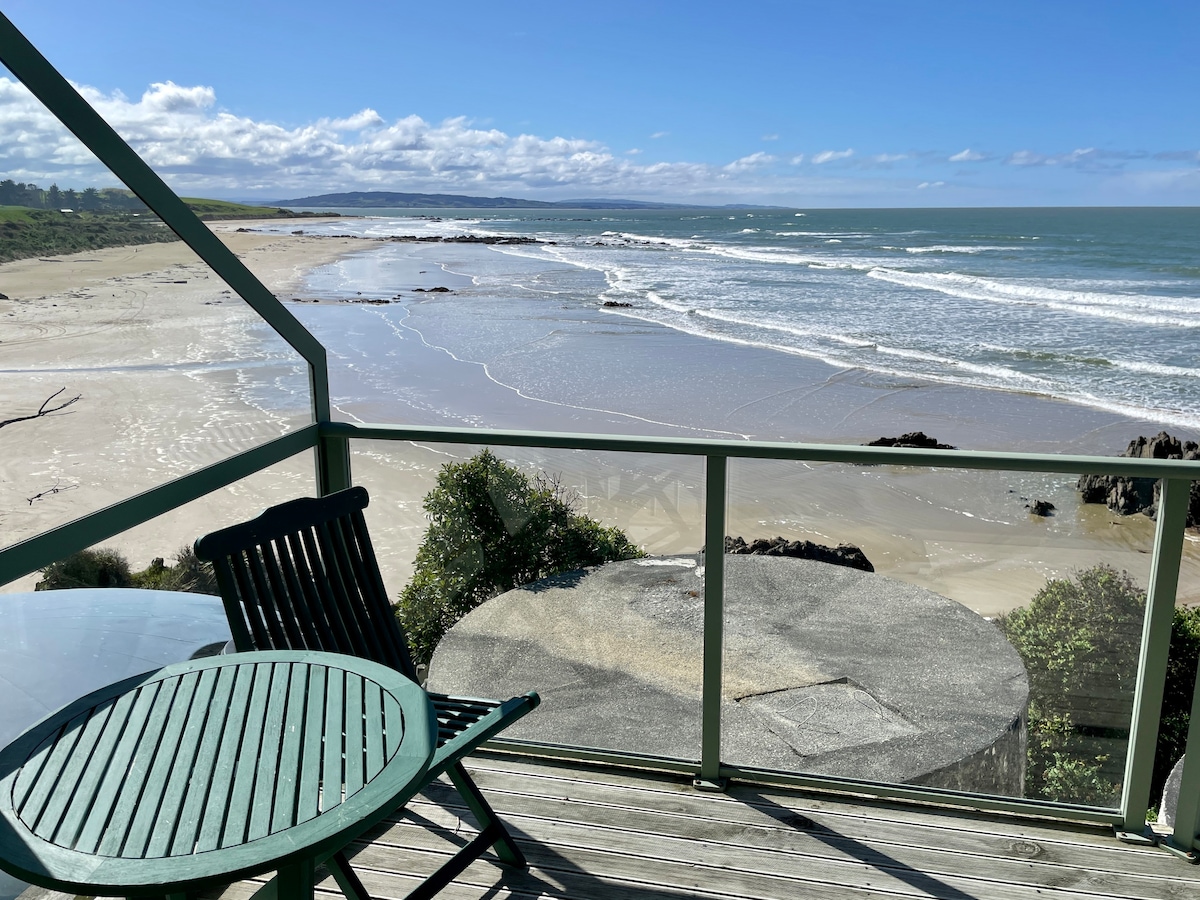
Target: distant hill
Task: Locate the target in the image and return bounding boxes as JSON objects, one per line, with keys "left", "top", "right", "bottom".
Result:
{"left": 265, "top": 191, "right": 717, "bottom": 210}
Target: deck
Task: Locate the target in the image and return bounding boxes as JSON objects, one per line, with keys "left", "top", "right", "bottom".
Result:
{"left": 201, "top": 754, "right": 1195, "bottom": 900}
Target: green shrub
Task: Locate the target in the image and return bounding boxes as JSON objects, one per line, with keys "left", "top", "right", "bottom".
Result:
{"left": 36, "top": 548, "right": 133, "bottom": 590}
{"left": 398, "top": 449, "right": 644, "bottom": 664}
{"left": 1161, "top": 605, "right": 1200, "bottom": 782}
{"left": 37, "top": 546, "right": 217, "bottom": 594}
{"left": 130, "top": 546, "right": 219, "bottom": 594}
{"left": 996, "top": 565, "right": 1199, "bottom": 806}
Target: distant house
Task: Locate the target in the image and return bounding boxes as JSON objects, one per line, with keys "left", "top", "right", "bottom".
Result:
{"left": 58, "top": 208, "right": 73, "bottom": 214}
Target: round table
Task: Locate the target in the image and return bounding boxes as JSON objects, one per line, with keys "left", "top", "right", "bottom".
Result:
{"left": 0, "top": 650, "right": 436, "bottom": 898}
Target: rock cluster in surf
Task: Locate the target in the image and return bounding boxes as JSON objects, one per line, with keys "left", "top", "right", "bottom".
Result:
{"left": 864, "top": 431, "right": 957, "bottom": 450}
{"left": 721, "top": 535, "right": 875, "bottom": 572}
{"left": 1077, "top": 431, "right": 1200, "bottom": 526}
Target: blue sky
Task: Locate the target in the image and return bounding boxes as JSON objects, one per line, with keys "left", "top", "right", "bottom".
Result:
{"left": 2, "top": 1, "right": 1198, "bottom": 206}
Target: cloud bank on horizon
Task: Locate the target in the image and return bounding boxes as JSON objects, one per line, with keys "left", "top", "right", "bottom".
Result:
{"left": 2, "top": 1, "right": 1198, "bottom": 207}
{"left": 5, "top": 76, "right": 1196, "bottom": 207}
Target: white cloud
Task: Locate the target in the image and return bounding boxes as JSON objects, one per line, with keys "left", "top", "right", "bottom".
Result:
{"left": 650, "top": 131, "right": 669, "bottom": 139}
{"left": 324, "top": 109, "right": 385, "bottom": 131}
{"left": 0, "top": 77, "right": 733, "bottom": 197}
{"left": 949, "top": 148, "right": 984, "bottom": 162}
{"left": 1006, "top": 150, "right": 1047, "bottom": 166}
{"left": 1004, "top": 147, "right": 1144, "bottom": 170}
{"left": 0, "top": 75, "right": 1188, "bottom": 205}
{"left": 812, "top": 148, "right": 854, "bottom": 164}
{"left": 1154, "top": 150, "right": 1200, "bottom": 162}
{"left": 917, "top": 181, "right": 945, "bottom": 189}
{"left": 723, "top": 152, "right": 775, "bottom": 173}
{"left": 762, "top": 134, "right": 779, "bottom": 141}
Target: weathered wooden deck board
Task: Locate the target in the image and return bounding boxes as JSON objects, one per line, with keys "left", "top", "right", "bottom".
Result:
{"left": 197, "top": 754, "right": 1193, "bottom": 900}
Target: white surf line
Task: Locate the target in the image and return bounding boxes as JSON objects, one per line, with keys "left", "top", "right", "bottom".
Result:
{"left": 391, "top": 305, "right": 752, "bottom": 440}
{"left": 330, "top": 401, "right": 468, "bottom": 461}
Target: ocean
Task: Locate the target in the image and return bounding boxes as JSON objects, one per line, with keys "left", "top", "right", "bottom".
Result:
{"left": 249, "top": 206, "right": 1200, "bottom": 443}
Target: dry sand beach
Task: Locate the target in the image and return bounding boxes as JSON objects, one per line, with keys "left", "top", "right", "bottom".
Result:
{"left": 1, "top": 224, "right": 1196, "bottom": 615}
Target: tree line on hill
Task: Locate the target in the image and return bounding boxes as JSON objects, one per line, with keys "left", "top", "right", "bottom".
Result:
{"left": 0, "top": 179, "right": 148, "bottom": 212}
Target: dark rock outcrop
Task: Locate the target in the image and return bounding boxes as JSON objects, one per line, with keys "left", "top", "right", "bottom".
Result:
{"left": 865, "top": 431, "right": 956, "bottom": 450}
{"left": 1077, "top": 431, "right": 1200, "bottom": 526}
{"left": 602, "top": 300, "right": 633, "bottom": 308}
{"left": 722, "top": 535, "right": 874, "bottom": 572}
{"left": 1026, "top": 500, "right": 1055, "bottom": 517}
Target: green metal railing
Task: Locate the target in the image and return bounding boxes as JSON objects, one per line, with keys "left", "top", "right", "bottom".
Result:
{"left": 3, "top": 10, "right": 1199, "bottom": 855}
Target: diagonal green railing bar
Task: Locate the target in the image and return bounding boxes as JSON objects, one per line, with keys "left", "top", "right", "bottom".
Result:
{"left": 0, "top": 12, "right": 331, "bottom": 424}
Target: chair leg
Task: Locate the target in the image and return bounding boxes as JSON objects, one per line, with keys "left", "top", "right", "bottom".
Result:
{"left": 445, "top": 761, "right": 527, "bottom": 868}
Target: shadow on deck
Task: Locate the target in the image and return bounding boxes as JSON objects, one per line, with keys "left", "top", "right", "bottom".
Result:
{"left": 201, "top": 753, "right": 1193, "bottom": 900}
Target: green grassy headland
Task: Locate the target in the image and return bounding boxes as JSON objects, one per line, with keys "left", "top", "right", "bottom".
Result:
{"left": 0, "top": 196, "right": 328, "bottom": 264}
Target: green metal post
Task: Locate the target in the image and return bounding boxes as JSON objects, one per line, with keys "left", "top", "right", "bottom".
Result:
{"left": 695, "top": 454, "right": 728, "bottom": 791}
{"left": 1117, "top": 477, "right": 1189, "bottom": 839}
{"left": 317, "top": 432, "right": 353, "bottom": 496}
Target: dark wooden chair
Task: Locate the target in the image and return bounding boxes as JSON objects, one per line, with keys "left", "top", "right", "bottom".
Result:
{"left": 195, "top": 486, "right": 540, "bottom": 900}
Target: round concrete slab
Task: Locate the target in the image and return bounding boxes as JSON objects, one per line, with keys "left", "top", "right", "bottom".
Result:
{"left": 428, "top": 556, "right": 1029, "bottom": 794}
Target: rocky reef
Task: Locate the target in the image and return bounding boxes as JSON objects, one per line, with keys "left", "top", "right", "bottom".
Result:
{"left": 1077, "top": 431, "right": 1200, "bottom": 526}
{"left": 722, "top": 535, "right": 874, "bottom": 572}
{"left": 864, "top": 431, "right": 956, "bottom": 450}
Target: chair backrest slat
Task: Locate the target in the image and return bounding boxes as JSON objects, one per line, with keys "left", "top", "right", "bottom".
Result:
{"left": 323, "top": 516, "right": 391, "bottom": 664}
{"left": 195, "top": 487, "right": 418, "bottom": 681}
{"left": 348, "top": 509, "right": 414, "bottom": 667}
{"left": 299, "top": 523, "right": 361, "bottom": 656}
{"left": 272, "top": 535, "right": 324, "bottom": 657}
{"left": 257, "top": 541, "right": 303, "bottom": 648}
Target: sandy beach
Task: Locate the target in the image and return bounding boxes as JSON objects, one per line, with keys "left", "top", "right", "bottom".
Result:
{"left": 2, "top": 226, "right": 1196, "bottom": 616}
{"left": 0, "top": 225, "right": 364, "bottom": 590}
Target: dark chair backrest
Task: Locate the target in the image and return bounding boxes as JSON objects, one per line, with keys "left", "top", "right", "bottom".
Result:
{"left": 195, "top": 486, "right": 418, "bottom": 681}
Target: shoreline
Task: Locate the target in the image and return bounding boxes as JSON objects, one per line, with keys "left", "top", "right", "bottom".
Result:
{"left": 281, "top": 236, "right": 1200, "bottom": 614}
{"left": 2, "top": 229, "right": 1196, "bottom": 615}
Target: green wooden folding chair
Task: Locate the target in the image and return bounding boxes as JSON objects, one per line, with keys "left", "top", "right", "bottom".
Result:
{"left": 195, "top": 486, "right": 540, "bottom": 900}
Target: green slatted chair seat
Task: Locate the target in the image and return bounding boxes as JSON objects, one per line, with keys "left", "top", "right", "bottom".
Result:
{"left": 195, "top": 487, "right": 540, "bottom": 900}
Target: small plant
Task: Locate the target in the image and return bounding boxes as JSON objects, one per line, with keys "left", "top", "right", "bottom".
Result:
{"left": 398, "top": 449, "right": 644, "bottom": 664}
{"left": 130, "top": 546, "right": 219, "bottom": 594}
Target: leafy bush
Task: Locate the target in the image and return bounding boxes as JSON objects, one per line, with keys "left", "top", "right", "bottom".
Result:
{"left": 129, "top": 546, "right": 219, "bottom": 594}
{"left": 1161, "top": 605, "right": 1200, "bottom": 782}
{"left": 398, "top": 449, "right": 644, "bottom": 664}
{"left": 996, "top": 565, "right": 1199, "bottom": 806}
{"left": 37, "top": 546, "right": 217, "bottom": 594}
{"left": 37, "top": 548, "right": 133, "bottom": 590}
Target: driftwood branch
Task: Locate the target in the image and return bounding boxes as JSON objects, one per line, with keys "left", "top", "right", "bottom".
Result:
{"left": 0, "top": 388, "right": 82, "bottom": 430}
{"left": 27, "top": 479, "right": 78, "bottom": 505}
